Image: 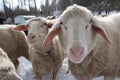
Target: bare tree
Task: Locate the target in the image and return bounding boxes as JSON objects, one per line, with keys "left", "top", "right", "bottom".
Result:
{"left": 27, "top": 0, "right": 32, "bottom": 11}
{"left": 33, "top": 0, "right": 37, "bottom": 10}
{"left": 45, "top": 0, "right": 50, "bottom": 15}
{"left": 23, "top": 0, "right": 26, "bottom": 6}
{"left": 2, "top": 0, "right": 7, "bottom": 12}
{"left": 58, "top": 0, "right": 71, "bottom": 11}
{"left": 20, "top": 0, "right": 23, "bottom": 8}
{"left": 33, "top": 0, "right": 37, "bottom": 15}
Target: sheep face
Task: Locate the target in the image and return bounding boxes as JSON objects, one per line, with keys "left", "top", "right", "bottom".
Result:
{"left": 13, "top": 17, "right": 55, "bottom": 52}
{"left": 43, "top": 4, "right": 112, "bottom": 64}
{"left": 63, "top": 18, "right": 95, "bottom": 64}
{"left": 49, "top": 16, "right": 96, "bottom": 64}
{"left": 27, "top": 19, "right": 48, "bottom": 47}
{"left": 13, "top": 18, "right": 49, "bottom": 47}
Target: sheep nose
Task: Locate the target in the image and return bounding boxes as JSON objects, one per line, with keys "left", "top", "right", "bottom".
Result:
{"left": 70, "top": 47, "right": 84, "bottom": 55}
{"left": 28, "top": 33, "right": 36, "bottom": 40}
{"left": 70, "top": 41, "right": 84, "bottom": 55}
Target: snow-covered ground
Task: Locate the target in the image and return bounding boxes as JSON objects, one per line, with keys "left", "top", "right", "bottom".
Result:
{"left": 17, "top": 57, "right": 120, "bottom": 80}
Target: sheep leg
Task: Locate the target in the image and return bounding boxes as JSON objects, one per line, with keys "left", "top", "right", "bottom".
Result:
{"left": 52, "top": 69, "right": 59, "bottom": 80}
{"left": 13, "top": 59, "right": 19, "bottom": 70}
{"left": 104, "top": 76, "right": 114, "bottom": 80}
{"left": 34, "top": 74, "right": 42, "bottom": 80}
{"left": 82, "top": 77, "right": 90, "bottom": 80}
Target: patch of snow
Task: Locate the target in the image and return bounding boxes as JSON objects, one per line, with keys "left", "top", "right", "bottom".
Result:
{"left": 17, "top": 57, "right": 34, "bottom": 80}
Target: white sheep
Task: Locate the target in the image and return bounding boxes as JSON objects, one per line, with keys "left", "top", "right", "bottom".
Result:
{"left": 13, "top": 17, "right": 64, "bottom": 80}
{"left": 42, "top": 4, "right": 120, "bottom": 80}
{"left": 0, "top": 24, "right": 29, "bottom": 69}
{"left": 0, "top": 47, "right": 22, "bottom": 80}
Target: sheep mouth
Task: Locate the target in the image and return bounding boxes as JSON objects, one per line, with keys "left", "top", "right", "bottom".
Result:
{"left": 70, "top": 48, "right": 84, "bottom": 63}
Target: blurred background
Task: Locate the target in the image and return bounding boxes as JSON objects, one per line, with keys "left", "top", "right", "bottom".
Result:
{"left": 0, "top": 0, "right": 120, "bottom": 24}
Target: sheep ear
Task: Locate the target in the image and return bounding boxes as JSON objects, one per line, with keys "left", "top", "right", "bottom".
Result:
{"left": 42, "top": 22, "right": 61, "bottom": 47}
{"left": 46, "top": 16, "right": 56, "bottom": 20}
{"left": 47, "top": 22, "right": 53, "bottom": 28}
{"left": 13, "top": 25, "right": 27, "bottom": 31}
{"left": 92, "top": 22, "right": 112, "bottom": 44}
{"left": 47, "top": 19, "right": 56, "bottom": 28}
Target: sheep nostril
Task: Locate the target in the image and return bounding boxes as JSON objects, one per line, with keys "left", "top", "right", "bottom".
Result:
{"left": 31, "top": 35, "right": 35, "bottom": 39}
{"left": 28, "top": 33, "right": 36, "bottom": 40}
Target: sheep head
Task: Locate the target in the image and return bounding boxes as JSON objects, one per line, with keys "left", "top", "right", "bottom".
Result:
{"left": 43, "top": 4, "right": 112, "bottom": 64}
{"left": 13, "top": 17, "right": 55, "bottom": 48}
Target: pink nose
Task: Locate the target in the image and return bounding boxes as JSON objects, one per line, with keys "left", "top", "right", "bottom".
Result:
{"left": 70, "top": 47, "right": 84, "bottom": 55}
{"left": 28, "top": 33, "right": 36, "bottom": 40}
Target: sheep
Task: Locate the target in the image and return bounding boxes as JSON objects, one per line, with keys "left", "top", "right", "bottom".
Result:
{"left": 0, "top": 24, "right": 29, "bottom": 69}
{"left": 42, "top": 4, "right": 120, "bottom": 80}
{"left": 13, "top": 17, "right": 64, "bottom": 80}
{"left": 0, "top": 47, "right": 22, "bottom": 80}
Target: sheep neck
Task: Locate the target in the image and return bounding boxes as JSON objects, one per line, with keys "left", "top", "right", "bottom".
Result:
{"left": 35, "top": 46, "right": 54, "bottom": 56}
{"left": 69, "top": 47, "right": 108, "bottom": 79}
{"left": 35, "top": 45, "right": 56, "bottom": 80}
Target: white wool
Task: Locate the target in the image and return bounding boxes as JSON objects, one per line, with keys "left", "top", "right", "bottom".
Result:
{"left": 26, "top": 17, "right": 64, "bottom": 80}
{"left": 51, "top": 4, "right": 120, "bottom": 80}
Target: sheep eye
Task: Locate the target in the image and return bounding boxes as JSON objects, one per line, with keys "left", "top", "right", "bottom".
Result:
{"left": 89, "top": 19, "right": 93, "bottom": 24}
{"left": 26, "top": 24, "right": 29, "bottom": 27}
{"left": 60, "top": 22, "right": 67, "bottom": 30}
{"left": 64, "top": 26, "right": 67, "bottom": 30}
{"left": 85, "top": 25, "right": 88, "bottom": 29}
{"left": 44, "top": 23, "right": 47, "bottom": 25}
{"left": 26, "top": 24, "right": 29, "bottom": 28}
{"left": 41, "top": 23, "right": 47, "bottom": 27}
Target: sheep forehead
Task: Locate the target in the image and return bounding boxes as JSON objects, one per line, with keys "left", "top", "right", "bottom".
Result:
{"left": 27, "top": 18, "right": 48, "bottom": 36}
{"left": 66, "top": 17, "right": 87, "bottom": 29}
{"left": 29, "top": 21, "right": 41, "bottom": 27}
{"left": 28, "top": 22, "right": 47, "bottom": 34}
{"left": 27, "top": 17, "right": 46, "bottom": 27}
{"left": 60, "top": 4, "right": 92, "bottom": 23}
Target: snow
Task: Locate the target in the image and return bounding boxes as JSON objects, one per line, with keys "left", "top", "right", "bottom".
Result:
{"left": 17, "top": 57, "right": 34, "bottom": 80}
{"left": 17, "top": 57, "right": 120, "bottom": 80}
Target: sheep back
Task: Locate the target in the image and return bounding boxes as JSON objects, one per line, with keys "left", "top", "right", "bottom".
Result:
{"left": 0, "top": 48, "right": 22, "bottom": 80}
{"left": 0, "top": 25, "right": 29, "bottom": 68}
